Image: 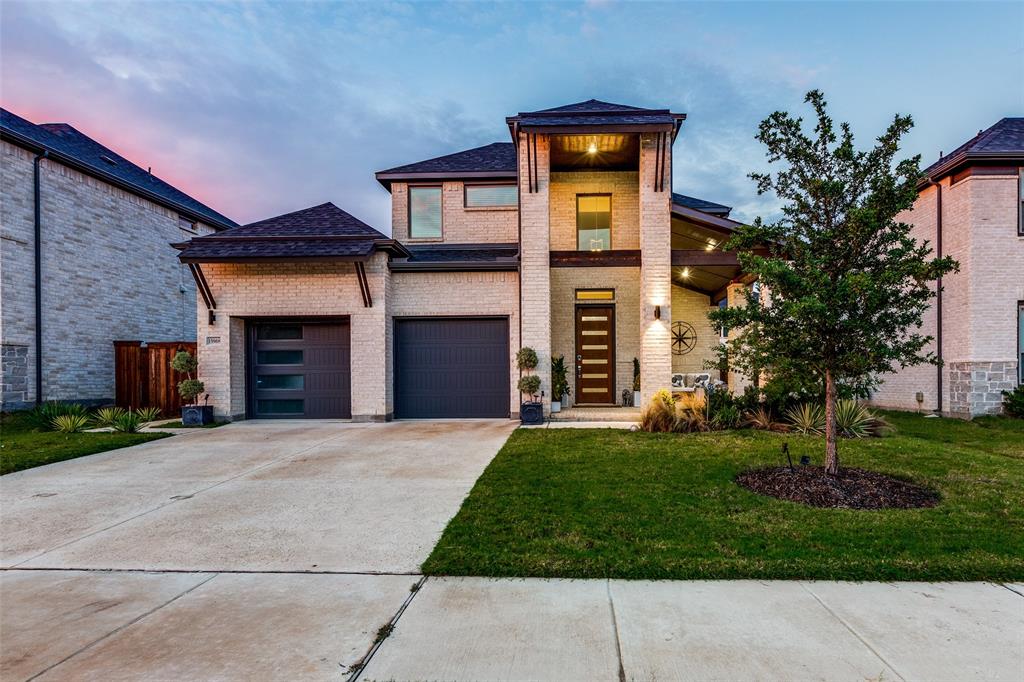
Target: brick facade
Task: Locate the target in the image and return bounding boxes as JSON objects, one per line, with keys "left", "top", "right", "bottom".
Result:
{"left": 870, "top": 170, "right": 1022, "bottom": 417}
{"left": 389, "top": 181, "right": 518, "bottom": 244}
{"left": 549, "top": 171, "right": 639, "bottom": 250}
{"left": 638, "top": 133, "right": 673, "bottom": 406}
{"left": 0, "top": 140, "right": 217, "bottom": 410}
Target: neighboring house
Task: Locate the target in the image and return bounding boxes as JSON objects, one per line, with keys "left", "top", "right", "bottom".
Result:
{"left": 177, "top": 99, "right": 754, "bottom": 421}
{"left": 0, "top": 108, "right": 237, "bottom": 410}
{"left": 870, "top": 118, "right": 1024, "bottom": 418}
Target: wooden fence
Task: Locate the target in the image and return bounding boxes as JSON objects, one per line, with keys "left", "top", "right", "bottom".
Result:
{"left": 114, "top": 341, "right": 197, "bottom": 416}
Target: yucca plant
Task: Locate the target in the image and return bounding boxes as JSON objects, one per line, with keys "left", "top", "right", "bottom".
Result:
{"left": 29, "top": 401, "right": 89, "bottom": 430}
{"left": 786, "top": 403, "right": 825, "bottom": 435}
{"left": 112, "top": 410, "right": 143, "bottom": 433}
{"left": 93, "top": 406, "right": 127, "bottom": 428}
{"left": 51, "top": 413, "right": 91, "bottom": 433}
{"left": 743, "top": 406, "right": 788, "bottom": 432}
{"left": 834, "top": 399, "right": 889, "bottom": 438}
{"left": 136, "top": 406, "right": 161, "bottom": 423}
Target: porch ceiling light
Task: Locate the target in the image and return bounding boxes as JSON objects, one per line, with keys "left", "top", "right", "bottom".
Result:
{"left": 706, "top": 240, "right": 716, "bottom": 251}
{"left": 680, "top": 267, "right": 690, "bottom": 278}
{"left": 587, "top": 142, "right": 598, "bottom": 154}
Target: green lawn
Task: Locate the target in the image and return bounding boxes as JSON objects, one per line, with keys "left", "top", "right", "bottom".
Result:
{"left": 0, "top": 412, "right": 171, "bottom": 475}
{"left": 424, "top": 411, "right": 1024, "bottom": 581}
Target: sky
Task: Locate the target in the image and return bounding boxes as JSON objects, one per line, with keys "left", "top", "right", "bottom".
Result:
{"left": 2, "top": 1, "right": 1022, "bottom": 232}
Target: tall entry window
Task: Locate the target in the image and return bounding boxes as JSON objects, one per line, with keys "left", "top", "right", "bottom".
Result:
{"left": 409, "top": 186, "right": 442, "bottom": 238}
{"left": 577, "top": 194, "right": 611, "bottom": 251}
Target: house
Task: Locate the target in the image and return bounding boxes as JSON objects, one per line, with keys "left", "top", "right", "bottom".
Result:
{"left": 0, "top": 108, "right": 237, "bottom": 410}
{"left": 869, "top": 118, "right": 1024, "bottom": 418}
{"left": 176, "top": 99, "right": 755, "bottom": 421}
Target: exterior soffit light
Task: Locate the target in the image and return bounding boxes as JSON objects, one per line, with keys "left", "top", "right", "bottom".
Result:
{"left": 680, "top": 267, "right": 690, "bottom": 278}
{"left": 587, "top": 142, "right": 598, "bottom": 154}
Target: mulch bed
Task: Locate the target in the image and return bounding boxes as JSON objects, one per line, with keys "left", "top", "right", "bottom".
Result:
{"left": 736, "top": 465, "right": 940, "bottom": 510}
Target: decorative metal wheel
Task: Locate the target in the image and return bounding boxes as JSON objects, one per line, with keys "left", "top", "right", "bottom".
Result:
{"left": 671, "top": 321, "right": 697, "bottom": 355}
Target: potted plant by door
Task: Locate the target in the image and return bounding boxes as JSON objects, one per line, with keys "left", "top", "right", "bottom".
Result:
{"left": 632, "top": 357, "right": 641, "bottom": 407}
{"left": 171, "top": 350, "right": 213, "bottom": 425}
{"left": 551, "top": 355, "right": 570, "bottom": 413}
{"left": 517, "top": 347, "right": 544, "bottom": 425}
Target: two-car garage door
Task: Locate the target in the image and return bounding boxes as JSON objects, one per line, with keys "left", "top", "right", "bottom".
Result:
{"left": 394, "top": 318, "right": 510, "bottom": 419}
{"left": 249, "top": 318, "right": 509, "bottom": 419}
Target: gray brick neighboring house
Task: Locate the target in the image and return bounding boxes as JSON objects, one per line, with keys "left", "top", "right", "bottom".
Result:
{"left": 0, "top": 108, "right": 237, "bottom": 410}
{"left": 870, "top": 118, "right": 1024, "bottom": 418}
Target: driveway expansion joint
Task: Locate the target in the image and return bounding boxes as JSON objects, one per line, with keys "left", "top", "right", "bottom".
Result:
{"left": 347, "top": 575, "right": 427, "bottom": 681}
{"left": 999, "top": 582, "right": 1024, "bottom": 597}
{"left": 606, "top": 579, "right": 627, "bottom": 682}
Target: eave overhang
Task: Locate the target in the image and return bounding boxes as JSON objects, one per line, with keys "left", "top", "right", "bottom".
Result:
{"left": 919, "top": 151, "right": 1024, "bottom": 188}
{"left": 375, "top": 169, "right": 516, "bottom": 191}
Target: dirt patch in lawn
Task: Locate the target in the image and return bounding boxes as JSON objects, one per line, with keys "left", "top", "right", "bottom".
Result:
{"left": 736, "top": 466, "right": 940, "bottom": 509}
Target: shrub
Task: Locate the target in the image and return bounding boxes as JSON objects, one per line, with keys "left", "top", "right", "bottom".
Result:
{"left": 673, "top": 405, "right": 710, "bottom": 433}
{"left": 136, "top": 406, "right": 161, "bottom": 423}
{"left": 834, "top": 399, "right": 888, "bottom": 438}
{"left": 170, "top": 350, "right": 198, "bottom": 375}
{"left": 1002, "top": 386, "right": 1024, "bottom": 418}
{"left": 52, "top": 413, "right": 91, "bottom": 433}
{"left": 516, "top": 347, "right": 538, "bottom": 371}
{"left": 517, "top": 374, "right": 541, "bottom": 398}
{"left": 632, "top": 358, "right": 640, "bottom": 392}
{"left": 112, "top": 410, "right": 143, "bottom": 433}
{"left": 639, "top": 389, "right": 676, "bottom": 432}
{"left": 710, "top": 404, "right": 741, "bottom": 430}
{"left": 551, "top": 356, "right": 570, "bottom": 401}
{"left": 29, "top": 401, "right": 88, "bottom": 430}
{"left": 172, "top": 351, "right": 204, "bottom": 405}
{"left": 744, "top": 406, "right": 788, "bottom": 432}
{"left": 786, "top": 403, "right": 825, "bottom": 435}
{"left": 177, "top": 379, "right": 205, "bottom": 406}
{"left": 93, "top": 406, "right": 127, "bottom": 428}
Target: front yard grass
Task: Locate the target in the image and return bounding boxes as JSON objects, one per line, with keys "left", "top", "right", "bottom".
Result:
{"left": 424, "top": 411, "right": 1024, "bottom": 581}
{"left": 0, "top": 411, "right": 171, "bottom": 475}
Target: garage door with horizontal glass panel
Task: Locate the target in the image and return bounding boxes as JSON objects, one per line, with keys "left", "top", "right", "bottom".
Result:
{"left": 250, "top": 321, "right": 351, "bottom": 418}
{"left": 395, "top": 318, "right": 510, "bottom": 419}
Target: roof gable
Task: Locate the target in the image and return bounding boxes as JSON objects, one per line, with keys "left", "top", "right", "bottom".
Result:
{"left": 528, "top": 99, "right": 656, "bottom": 115}
{"left": 671, "top": 192, "right": 732, "bottom": 216}
{"left": 375, "top": 142, "right": 516, "bottom": 189}
{"left": 222, "top": 202, "right": 386, "bottom": 238}
{"left": 0, "top": 108, "right": 236, "bottom": 229}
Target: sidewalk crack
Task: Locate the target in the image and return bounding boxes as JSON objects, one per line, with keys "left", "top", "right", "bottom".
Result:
{"left": 25, "top": 572, "right": 220, "bottom": 681}
{"left": 607, "top": 579, "right": 627, "bottom": 682}
{"left": 799, "top": 582, "right": 905, "bottom": 682}
{"left": 347, "top": 575, "right": 426, "bottom": 681}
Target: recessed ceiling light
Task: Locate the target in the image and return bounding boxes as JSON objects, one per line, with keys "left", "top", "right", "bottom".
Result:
{"left": 587, "top": 142, "right": 597, "bottom": 154}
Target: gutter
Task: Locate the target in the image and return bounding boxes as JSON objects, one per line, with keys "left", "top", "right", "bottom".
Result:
{"left": 33, "top": 150, "right": 48, "bottom": 404}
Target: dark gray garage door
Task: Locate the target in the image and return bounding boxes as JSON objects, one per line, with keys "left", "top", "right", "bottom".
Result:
{"left": 249, "top": 321, "right": 351, "bottom": 419}
{"left": 395, "top": 318, "right": 510, "bottom": 419}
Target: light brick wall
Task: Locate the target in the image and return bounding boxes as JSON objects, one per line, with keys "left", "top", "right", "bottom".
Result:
{"left": 550, "top": 267, "right": 640, "bottom": 405}
{"left": 549, "top": 171, "right": 639, "bottom": 250}
{"left": 390, "top": 181, "right": 518, "bottom": 243}
{"left": 519, "top": 133, "right": 553, "bottom": 409}
{"left": 195, "top": 253, "right": 391, "bottom": 421}
{"left": 391, "top": 270, "right": 520, "bottom": 415}
{"left": 670, "top": 285, "right": 719, "bottom": 375}
{"left": 870, "top": 171, "right": 1022, "bottom": 417}
{"left": 638, "top": 133, "right": 672, "bottom": 405}
{"left": 1, "top": 140, "right": 216, "bottom": 410}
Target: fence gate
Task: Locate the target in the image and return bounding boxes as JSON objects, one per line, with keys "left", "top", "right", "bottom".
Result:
{"left": 114, "top": 340, "right": 197, "bottom": 416}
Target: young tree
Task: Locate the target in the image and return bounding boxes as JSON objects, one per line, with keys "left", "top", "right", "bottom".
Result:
{"left": 710, "top": 91, "right": 957, "bottom": 475}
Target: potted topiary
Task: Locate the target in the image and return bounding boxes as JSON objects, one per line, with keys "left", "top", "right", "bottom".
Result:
{"left": 171, "top": 350, "right": 213, "bottom": 425}
{"left": 517, "top": 347, "right": 543, "bottom": 425}
{"left": 632, "top": 357, "right": 641, "bottom": 407}
{"left": 550, "top": 355, "right": 570, "bottom": 413}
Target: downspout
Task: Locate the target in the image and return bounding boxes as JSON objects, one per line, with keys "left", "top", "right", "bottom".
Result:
{"left": 930, "top": 176, "right": 943, "bottom": 414}
{"left": 33, "top": 150, "right": 48, "bottom": 405}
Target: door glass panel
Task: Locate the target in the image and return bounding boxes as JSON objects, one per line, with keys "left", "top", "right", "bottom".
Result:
{"left": 257, "top": 325, "right": 302, "bottom": 340}
{"left": 256, "top": 350, "right": 303, "bottom": 365}
{"left": 256, "top": 399, "right": 304, "bottom": 414}
{"left": 256, "top": 374, "right": 304, "bottom": 390}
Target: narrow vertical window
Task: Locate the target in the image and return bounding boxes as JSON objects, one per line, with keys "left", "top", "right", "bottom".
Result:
{"left": 409, "top": 186, "right": 442, "bottom": 238}
{"left": 1018, "top": 169, "right": 1023, "bottom": 236}
{"left": 577, "top": 194, "right": 611, "bottom": 251}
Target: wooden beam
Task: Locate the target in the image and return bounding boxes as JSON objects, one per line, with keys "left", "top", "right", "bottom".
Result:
{"left": 550, "top": 250, "right": 641, "bottom": 267}
{"left": 671, "top": 250, "right": 742, "bottom": 266}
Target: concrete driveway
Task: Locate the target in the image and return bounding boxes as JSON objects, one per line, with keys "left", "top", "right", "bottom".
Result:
{"left": 0, "top": 419, "right": 516, "bottom": 679}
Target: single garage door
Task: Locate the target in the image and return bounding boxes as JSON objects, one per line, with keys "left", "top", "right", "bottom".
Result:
{"left": 395, "top": 318, "right": 510, "bottom": 419}
{"left": 249, "top": 321, "right": 351, "bottom": 418}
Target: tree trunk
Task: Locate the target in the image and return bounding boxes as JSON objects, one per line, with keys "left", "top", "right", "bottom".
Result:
{"left": 824, "top": 369, "right": 839, "bottom": 475}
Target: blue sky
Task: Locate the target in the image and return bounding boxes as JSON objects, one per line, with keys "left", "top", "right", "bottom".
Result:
{"left": 3, "top": 1, "right": 1021, "bottom": 231}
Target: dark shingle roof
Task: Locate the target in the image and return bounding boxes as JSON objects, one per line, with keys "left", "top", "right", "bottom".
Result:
{"left": 1, "top": 108, "right": 236, "bottom": 230}
{"left": 390, "top": 243, "right": 519, "bottom": 271}
{"left": 176, "top": 202, "right": 401, "bottom": 262}
{"left": 509, "top": 99, "right": 685, "bottom": 129}
{"left": 671, "top": 192, "right": 732, "bottom": 216}
{"left": 375, "top": 143, "right": 516, "bottom": 189}
{"left": 923, "top": 117, "right": 1024, "bottom": 180}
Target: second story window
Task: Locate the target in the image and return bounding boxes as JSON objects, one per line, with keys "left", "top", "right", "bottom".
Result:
{"left": 409, "top": 186, "right": 442, "bottom": 239}
{"left": 465, "top": 184, "right": 517, "bottom": 208}
{"left": 577, "top": 194, "right": 611, "bottom": 251}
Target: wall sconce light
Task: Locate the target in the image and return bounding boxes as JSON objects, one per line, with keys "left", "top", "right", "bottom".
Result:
{"left": 654, "top": 305, "right": 662, "bottom": 320}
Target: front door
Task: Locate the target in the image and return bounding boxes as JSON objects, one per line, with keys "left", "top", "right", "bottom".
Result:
{"left": 575, "top": 305, "right": 615, "bottom": 404}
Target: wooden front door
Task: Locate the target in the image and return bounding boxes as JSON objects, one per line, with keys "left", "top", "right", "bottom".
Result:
{"left": 575, "top": 305, "right": 615, "bottom": 404}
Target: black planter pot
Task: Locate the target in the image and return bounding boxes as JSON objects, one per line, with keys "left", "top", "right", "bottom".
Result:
{"left": 520, "top": 401, "right": 544, "bottom": 425}
{"left": 182, "top": 405, "right": 214, "bottom": 426}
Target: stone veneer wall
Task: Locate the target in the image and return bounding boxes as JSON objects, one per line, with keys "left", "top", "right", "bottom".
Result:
{"left": 947, "top": 361, "right": 1018, "bottom": 417}
{"left": 550, "top": 267, "right": 640, "bottom": 405}
{"left": 195, "top": 253, "right": 391, "bottom": 421}
{"left": 389, "top": 181, "right": 518, "bottom": 244}
{"left": 0, "top": 140, "right": 217, "bottom": 410}
{"left": 390, "top": 270, "right": 520, "bottom": 416}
